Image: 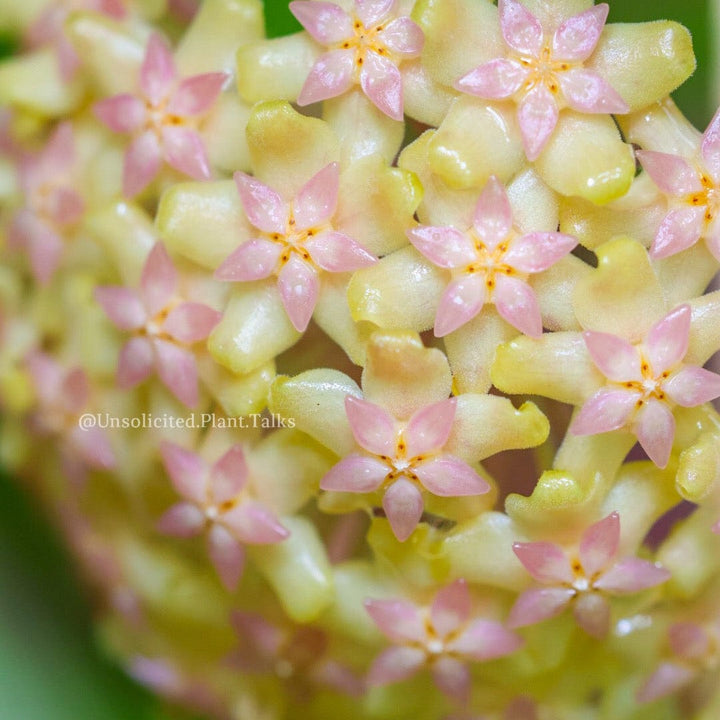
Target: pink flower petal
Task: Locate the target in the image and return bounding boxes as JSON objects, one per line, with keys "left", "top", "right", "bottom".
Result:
{"left": 473, "top": 176, "right": 513, "bottom": 249}
{"left": 141, "top": 34, "right": 176, "bottom": 106}
{"left": 221, "top": 501, "right": 289, "bottom": 545}
{"left": 493, "top": 274, "right": 543, "bottom": 338}
{"left": 157, "top": 502, "right": 205, "bottom": 537}
{"left": 277, "top": 254, "right": 319, "bottom": 331}
{"left": 15, "top": 211, "right": 64, "bottom": 284}
{"left": 209, "top": 445, "right": 248, "bottom": 504}
{"left": 404, "top": 398, "right": 456, "bottom": 458}
{"left": 321, "top": 454, "right": 389, "bottom": 492}
{"left": 457, "top": 58, "right": 528, "bottom": 99}
{"left": 141, "top": 242, "right": 177, "bottom": 317}
{"left": 57, "top": 38, "right": 81, "bottom": 82}
{"left": 345, "top": 395, "right": 396, "bottom": 455}
{"left": 579, "top": 512, "right": 619, "bottom": 577}
{"left": 430, "top": 579, "right": 471, "bottom": 638}
{"left": 434, "top": 275, "right": 486, "bottom": 337}
{"left": 378, "top": 17, "right": 424, "bottom": 56}
{"left": 117, "top": 336, "right": 154, "bottom": 388}
{"left": 571, "top": 388, "right": 639, "bottom": 435}
{"left": 311, "top": 659, "right": 366, "bottom": 697}
{"left": 432, "top": 656, "right": 470, "bottom": 703}
{"left": 499, "top": 0, "right": 543, "bottom": 57}
{"left": 41, "top": 122, "right": 75, "bottom": 176}
{"left": 123, "top": 130, "right": 162, "bottom": 197}
{"left": 517, "top": 84, "right": 559, "bottom": 161}
{"left": 214, "top": 239, "right": 282, "bottom": 282}
{"left": 360, "top": 50, "right": 404, "bottom": 121}
{"left": 383, "top": 477, "right": 424, "bottom": 542}
{"left": 583, "top": 330, "right": 641, "bottom": 382}
{"left": 512, "top": 541, "right": 573, "bottom": 584}
{"left": 163, "top": 302, "right": 221, "bottom": 343}
{"left": 207, "top": 523, "right": 245, "bottom": 590}
{"left": 448, "top": 619, "right": 523, "bottom": 660}
{"left": 701, "top": 106, "right": 720, "bottom": 183}
{"left": 559, "top": 68, "right": 629, "bottom": 114}
{"left": 293, "top": 162, "right": 339, "bottom": 229}
{"left": 552, "top": 4, "right": 608, "bottom": 62}
{"left": 637, "top": 662, "right": 696, "bottom": 704}
{"left": 44, "top": 187, "right": 84, "bottom": 227}
{"left": 94, "top": 286, "right": 147, "bottom": 330}
{"left": 508, "top": 587, "right": 575, "bottom": 628}
{"left": 650, "top": 206, "right": 705, "bottom": 259}
{"left": 634, "top": 399, "right": 675, "bottom": 468}
{"left": 669, "top": 622, "right": 712, "bottom": 659}
{"left": 644, "top": 304, "right": 691, "bottom": 375}
{"left": 70, "top": 425, "right": 116, "bottom": 470}
{"left": 93, "top": 94, "right": 146, "bottom": 134}
{"left": 297, "top": 49, "right": 355, "bottom": 106}
{"left": 664, "top": 366, "right": 720, "bottom": 406}
{"left": 572, "top": 592, "right": 610, "bottom": 638}
{"left": 414, "top": 456, "right": 489, "bottom": 497}
{"left": 594, "top": 557, "right": 671, "bottom": 593}
{"left": 234, "top": 172, "right": 288, "bottom": 234}
{"left": 366, "top": 646, "right": 425, "bottom": 686}
{"left": 356, "top": 0, "right": 394, "bottom": 29}
{"left": 305, "top": 231, "right": 377, "bottom": 271}
{"left": 504, "top": 231, "right": 578, "bottom": 273}
{"left": 160, "top": 441, "right": 207, "bottom": 504}
{"left": 289, "top": 1, "right": 352, "bottom": 44}
{"left": 636, "top": 151, "right": 702, "bottom": 196}
{"left": 161, "top": 125, "right": 211, "bottom": 181}
{"left": 167, "top": 72, "right": 228, "bottom": 116}
{"left": 153, "top": 338, "right": 199, "bottom": 408}
{"left": 25, "top": 352, "right": 62, "bottom": 403}
{"left": 406, "top": 225, "right": 476, "bottom": 268}
{"left": 364, "top": 597, "right": 426, "bottom": 644}
{"left": 231, "top": 611, "right": 284, "bottom": 663}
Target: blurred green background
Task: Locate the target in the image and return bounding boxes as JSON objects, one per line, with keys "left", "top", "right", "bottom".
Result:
{"left": 0, "top": 1, "right": 715, "bottom": 719}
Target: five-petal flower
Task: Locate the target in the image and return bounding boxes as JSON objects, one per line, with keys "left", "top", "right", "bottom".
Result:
{"left": 508, "top": 512, "right": 671, "bottom": 638}
{"left": 570, "top": 304, "right": 720, "bottom": 468}
{"left": 407, "top": 176, "right": 577, "bottom": 338}
{"left": 94, "top": 33, "right": 228, "bottom": 197}
{"left": 455, "top": 0, "right": 628, "bottom": 160}
{"left": 290, "top": 0, "right": 424, "bottom": 120}
{"left": 157, "top": 442, "right": 289, "bottom": 591}
{"left": 215, "top": 163, "right": 377, "bottom": 332}
{"left": 365, "top": 579, "right": 522, "bottom": 703}
{"left": 94, "top": 242, "right": 222, "bottom": 407}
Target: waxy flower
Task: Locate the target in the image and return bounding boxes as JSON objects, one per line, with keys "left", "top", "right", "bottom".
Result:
{"left": 157, "top": 442, "right": 289, "bottom": 591}
{"left": 289, "top": 0, "right": 424, "bottom": 120}
{"left": 456, "top": 0, "right": 628, "bottom": 160}
{"left": 637, "top": 106, "right": 720, "bottom": 261}
{"left": 321, "top": 395, "right": 489, "bottom": 541}
{"left": 509, "top": 512, "right": 671, "bottom": 638}
{"left": 407, "top": 176, "right": 577, "bottom": 337}
{"left": 9, "top": 122, "right": 84, "bottom": 283}
{"left": 215, "top": 163, "right": 377, "bottom": 332}
{"left": 25, "top": 352, "right": 115, "bottom": 483}
{"left": 571, "top": 304, "right": 720, "bottom": 468}
{"left": 230, "top": 611, "right": 364, "bottom": 697}
{"left": 365, "top": 579, "right": 522, "bottom": 703}
{"left": 94, "top": 33, "right": 228, "bottom": 197}
{"left": 94, "top": 242, "right": 221, "bottom": 408}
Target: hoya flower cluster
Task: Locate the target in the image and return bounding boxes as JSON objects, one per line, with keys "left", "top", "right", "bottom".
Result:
{"left": 1, "top": 0, "right": 720, "bottom": 718}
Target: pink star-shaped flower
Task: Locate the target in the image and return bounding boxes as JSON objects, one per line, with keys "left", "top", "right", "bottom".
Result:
{"left": 94, "top": 33, "right": 228, "bottom": 197}
{"left": 290, "top": 0, "right": 424, "bottom": 120}
{"left": 229, "top": 611, "right": 364, "bottom": 697}
{"left": 508, "top": 512, "right": 671, "bottom": 639}
{"left": 94, "top": 242, "right": 221, "bottom": 408}
{"left": 637, "top": 106, "right": 720, "bottom": 261}
{"left": 26, "top": 0, "right": 126, "bottom": 81}
{"left": 157, "top": 442, "right": 289, "bottom": 591}
{"left": 455, "top": 0, "right": 628, "bottom": 160}
{"left": 8, "top": 122, "right": 84, "bottom": 283}
{"left": 365, "top": 579, "right": 523, "bottom": 703}
{"left": 407, "top": 176, "right": 577, "bottom": 338}
{"left": 570, "top": 304, "right": 720, "bottom": 468}
{"left": 638, "top": 621, "right": 720, "bottom": 703}
{"left": 215, "top": 163, "right": 377, "bottom": 332}
{"left": 321, "top": 395, "right": 489, "bottom": 542}
{"left": 25, "top": 351, "right": 115, "bottom": 484}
